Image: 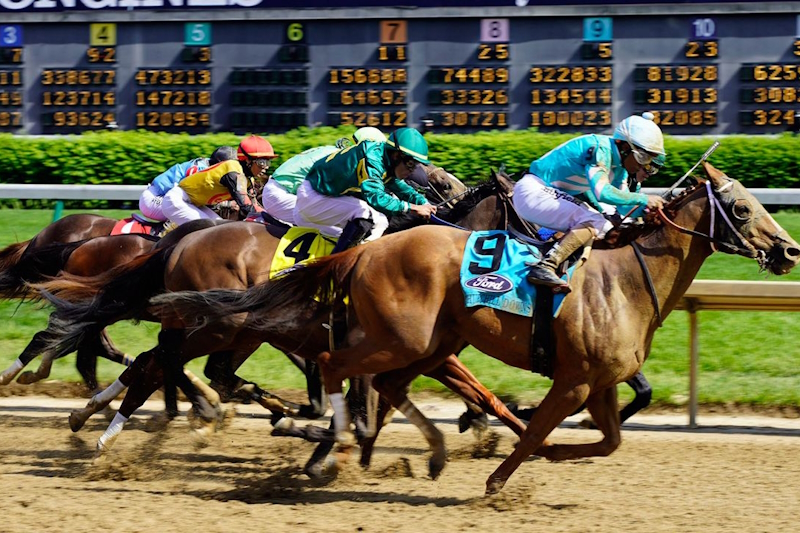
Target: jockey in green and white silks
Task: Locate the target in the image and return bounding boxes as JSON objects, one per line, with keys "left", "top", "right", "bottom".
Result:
{"left": 262, "top": 127, "right": 386, "bottom": 225}
{"left": 294, "top": 127, "right": 436, "bottom": 254}
{"left": 515, "top": 112, "right": 667, "bottom": 290}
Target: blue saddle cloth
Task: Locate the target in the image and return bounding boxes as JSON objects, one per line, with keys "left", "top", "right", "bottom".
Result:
{"left": 460, "top": 230, "right": 572, "bottom": 318}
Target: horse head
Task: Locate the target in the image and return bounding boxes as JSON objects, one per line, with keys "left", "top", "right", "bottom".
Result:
{"left": 425, "top": 165, "right": 467, "bottom": 208}
{"left": 490, "top": 168, "right": 516, "bottom": 198}
{"left": 682, "top": 162, "right": 800, "bottom": 275}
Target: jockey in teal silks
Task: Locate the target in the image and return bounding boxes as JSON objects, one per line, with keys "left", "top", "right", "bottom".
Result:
{"left": 294, "top": 127, "right": 436, "bottom": 254}
{"left": 514, "top": 112, "right": 667, "bottom": 291}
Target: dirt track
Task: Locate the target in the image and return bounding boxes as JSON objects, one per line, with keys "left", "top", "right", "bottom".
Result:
{"left": 1, "top": 394, "right": 799, "bottom": 533}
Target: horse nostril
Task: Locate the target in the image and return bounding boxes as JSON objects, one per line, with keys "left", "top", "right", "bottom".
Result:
{"left": 784, "top": 247, "right": 800, "bottom": 261}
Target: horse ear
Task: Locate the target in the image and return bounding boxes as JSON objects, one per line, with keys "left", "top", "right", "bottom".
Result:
{"left": 702, "top": 161, "right": 727, "bottom": 188}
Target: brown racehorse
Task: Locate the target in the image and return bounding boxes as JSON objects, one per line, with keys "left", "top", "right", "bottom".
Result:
{"left": 152, "top": 163, "right": 800, "bottom": 493}
{"left": 33, "top": 171, "right": 528, "bottom": 462}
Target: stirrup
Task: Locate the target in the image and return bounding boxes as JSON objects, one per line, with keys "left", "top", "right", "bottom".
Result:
{"left": 526, "top": 265, "right": 567, "bottom": 288}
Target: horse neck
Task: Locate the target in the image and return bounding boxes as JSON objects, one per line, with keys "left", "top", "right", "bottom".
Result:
{"left": 594, "top": 192, "right": 714, "bottom": 326}
{"left": 456, "top": 195, "right": 505, "bottom": 231}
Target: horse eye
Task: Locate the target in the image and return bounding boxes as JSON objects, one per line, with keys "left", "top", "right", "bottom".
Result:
{"left": 733, "top": 202, "right": 751, "bottom": 221}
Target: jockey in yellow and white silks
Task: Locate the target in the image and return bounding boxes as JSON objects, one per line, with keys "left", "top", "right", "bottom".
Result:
{"left": 162, "top": 136, "right": 277, "bottom": 226}
{"left": 515, "top": 112, "right": 667, "bottom": 290}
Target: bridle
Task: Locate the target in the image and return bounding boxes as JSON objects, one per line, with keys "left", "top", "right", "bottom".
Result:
{"left": 633, "top": 178, "right": 767, "bottom": 327}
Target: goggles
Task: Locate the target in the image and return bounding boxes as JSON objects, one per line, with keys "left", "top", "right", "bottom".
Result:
{"left": 400, "top": 155, "right": 419, "bottom": 172}
{"left": 630, "top": 146, "right": 655, "bottom": 167}
{"left": 251, "top": 158, "right": 272, "bottom": 169}
{"left": 642, "top": 162, "right": 661, "bottom": 176}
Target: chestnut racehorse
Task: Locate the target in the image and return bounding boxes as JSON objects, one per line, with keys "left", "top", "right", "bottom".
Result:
{"left": 153, "top": 163, "right": 800, "bottom": 494}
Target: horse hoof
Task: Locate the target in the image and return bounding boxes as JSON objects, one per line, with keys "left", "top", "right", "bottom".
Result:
{"left": 485, "top": 477, "right": 506, "bottom": 495}
{"left": 335, "top": 431, "right": 357, "bottom": 448}
{"left": 69, "top": 410, "right": 90, "bottom": 432}
{"left": 305, "top": 455, "right": 337, "bottom": 480}
{"left": 192, "top": 425, "right": 214, "bottom": 449}
{"left": 15, "top": 371, "right": 40, "bottom": 385}
{"left": 273, "top": 416, "right": 295, "bottom": 431}
{"left": 428, "top": 452, "right": 448, "bottom": 480}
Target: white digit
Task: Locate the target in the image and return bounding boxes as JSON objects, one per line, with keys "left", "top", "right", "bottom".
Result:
{"left": 3, "top": 27, "right": 17, "bottom": 45}
{"left": 693, "top": 18, "right": 715, "bottom": 38}
{"left": 191, "top": 25, "right": 206, "bottom": 43}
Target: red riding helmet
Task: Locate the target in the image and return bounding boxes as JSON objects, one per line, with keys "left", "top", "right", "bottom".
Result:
{"left": 237, "top": 135, "right": 277, "bottom": 161}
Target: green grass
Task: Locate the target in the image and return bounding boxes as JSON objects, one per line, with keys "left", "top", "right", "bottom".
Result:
{"left": 1, "top": 208, "right": 800, "bottom": 406}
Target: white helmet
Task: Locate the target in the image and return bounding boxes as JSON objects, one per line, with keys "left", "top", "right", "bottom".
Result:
{"left": 353, "top": 127, "right": 387, "bottom": 144}
{"left": 612, "top": 112, "right": 665, "bottom": 156}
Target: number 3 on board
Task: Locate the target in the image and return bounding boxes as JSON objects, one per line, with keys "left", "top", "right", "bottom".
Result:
{"left": 90, "top": 24, "right": 117, "bottom": 47}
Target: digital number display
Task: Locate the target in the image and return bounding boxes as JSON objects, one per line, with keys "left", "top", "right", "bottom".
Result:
{"left": 0, "top": 91, "right": 22, "bottom": 106}
{"left": 42, "top": 111, "right": 116, "bottom": 128}
{"left": 86, "top": 47, "right": 116, "bottom": 63}
{"left": 477, "top": 43, "right": 509, "bottom": 61}
{"left": 329, "top": 89, "right": 406, "bottom": 107}
{"left": 135, "top": 111, "right": 210, "bottom": 128}
{"left": 43, "top": 90, "right": 116, "bottom": 106}
{"left": 230, "top": 90, "right": 306, "bottom": 107}
{"left": 328, "top": 111, "right": 408, "bottom": 127}
{"left": 135, "top": 69, "right": 211, "bottom": 86}
{"left": 0, "top": 111, "right": 22, "bottom": 127}
{"left": 428, "top": 67, "right": 509, "bottom": 84}
{"left": 634, "top": 63, "right": 718, "bottom": 130}
{"left": 530, "top": 110, "right": 611, "bottom": 128}
{"left": 231, "top": 67, "right": 309, "bottom": 130}
{"left": 377, "top": 45, "right": 406, "bottom": 62}
{"left": 528, "top": 64, "right": 612, "bottom": 131}
{"left": 581, "top": 42, "right": 613, "bottom": 60}
{"left": 0, "top": 69, "right": 22, "bottom": 86}
{"left": 428, "top": 89, "right": 508, "bottom": 106}
{"left": 328, "top": 68, "right": 407, "bottom": 84}
{"left": 0, "top": 48, "right": 23, "bottom": 64}
{"left": 739, "top": 63, "right": 800, "bottom": 130}
{"left": 135, "top": 90, "right": 211, "bottom": 107}
{"left": 529, "top": 65, "right": 612, "bottom": 84}
{"left": 429, "top": 111, "right": 508, "bottom": 128}
{"left": 180, "top": 47, "right": 211, "bottom": 63}
{"left": 685, "top": 41, "right": 718, "bottom": 58}
{"left": 230, "top": 112, "right": 307, "bottom": 129}
{"left": 230, "top": 68, "right": 308, "bottom": 86}
{"left": 41, "top": 69, "right": 115, "bottom": 85}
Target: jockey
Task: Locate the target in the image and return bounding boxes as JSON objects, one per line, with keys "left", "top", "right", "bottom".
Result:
{"left": 138, "top": 146, "right": 232, "bottom": 222}
{"left": 515, "top": 112, "right": 667, "bottom": 290}
{"left": 294, "top": 127, "right": 435, "bottom": 254}
{"left": 262, "top": 127, "right": 387, "bottom": 224}
{"left": 162, "top": 136, "right": 278, "bottom": 225}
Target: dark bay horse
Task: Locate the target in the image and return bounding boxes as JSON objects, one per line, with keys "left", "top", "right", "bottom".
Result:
{"left": 33, "top": 171, "right": 528, "bottom": 460}
{"left": 153, "top": 163, "right": 800, "bottom": 494}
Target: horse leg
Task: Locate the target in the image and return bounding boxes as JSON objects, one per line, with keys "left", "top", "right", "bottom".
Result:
{"left": 485, "top": 380, "right": 590, "bottom": 495}
{"left": 0, "top": 330, "right": 55, "bottom": 385}
{"left": 282, "top": 352, "right": 327, "bottom": 419}
{"left": 69, "top": 349, "right": 156, "bottom": 432}
{"left": 426, "top": 355, "right": 527, "bottom": 437}
{"left": 95, "top": 356, "right": 166, "bottom": 459}
{"left": 580, "top": 371, "right": 652, "bottom": 429}
{"left": 537, "top": 385, "right": 621, "bottom": 461}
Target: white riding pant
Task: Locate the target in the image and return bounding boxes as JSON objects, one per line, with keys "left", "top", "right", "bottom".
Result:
{"left": 139, "top": 184, "right": 167, "bottom": 221}
{"left": 162, "top": 186, "right": 220, "bottom": 226}
{"left": 513, "top": 174, "right": 613, "bottom": 238}
{"left": 293, "top": 180, "right": 388, "bottom": 241}
{"left": 262, "top": 179, "right": 298, "bottom": 225}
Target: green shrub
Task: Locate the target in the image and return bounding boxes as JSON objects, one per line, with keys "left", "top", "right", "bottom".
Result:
{"left": 1, "top": 128, "right": 799, "bottom": 190}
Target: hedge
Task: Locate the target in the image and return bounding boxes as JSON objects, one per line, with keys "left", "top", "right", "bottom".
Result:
{"left": 1, "top": 128, "right": 799, "bottom": 191}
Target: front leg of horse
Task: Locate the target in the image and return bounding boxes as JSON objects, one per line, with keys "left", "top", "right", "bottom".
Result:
{"left": 318, "top": 351, "right": 356, "bottom": 460}
{"left": 16, "top": 356, "right": 53, "bottom": 385}
{"left": 6, "top": 330, "right": 56, "bottom": 385}
{"left": 486, "top": 381, "right": 589, "bottom": 495}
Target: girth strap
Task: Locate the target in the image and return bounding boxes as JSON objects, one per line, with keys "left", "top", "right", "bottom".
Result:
{"left": 631, "top": 241, "right": 663, "bottom": 327}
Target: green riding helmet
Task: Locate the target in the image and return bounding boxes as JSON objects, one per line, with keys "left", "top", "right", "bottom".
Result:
{"left": 386, "top": 128, "right": 430, "bottom": 165}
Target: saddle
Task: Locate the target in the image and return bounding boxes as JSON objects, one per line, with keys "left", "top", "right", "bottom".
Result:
{"left": 110, "top": 213, "right": 165, "bottom": 237}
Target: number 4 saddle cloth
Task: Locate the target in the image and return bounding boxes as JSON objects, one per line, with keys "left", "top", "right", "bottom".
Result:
{"left": 269, "top": 226, "right": 336, "bottom": 279}
{"left": 460, "top": 230, "right": 586, "bottom": 318}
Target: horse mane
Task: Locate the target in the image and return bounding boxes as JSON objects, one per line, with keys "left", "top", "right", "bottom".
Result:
{"left": 593, "top": 178, "right": 705, "bottom": 250}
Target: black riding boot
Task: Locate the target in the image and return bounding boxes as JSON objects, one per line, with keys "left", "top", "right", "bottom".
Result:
{"left": 331, "top": 217, "right": 375, "bottom": 255}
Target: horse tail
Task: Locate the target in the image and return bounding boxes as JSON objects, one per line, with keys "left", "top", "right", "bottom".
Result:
{"left": 0, "top": 240, "right": 31, "bottom": 297}
{"left": 0, "top": 239, "right": 91, "bottom": 300}
{"left": 151, "top": 247, "right": 365, "bottom": 333}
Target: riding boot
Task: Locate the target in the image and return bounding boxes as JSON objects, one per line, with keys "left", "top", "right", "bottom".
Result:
{"left": 331, "top": 217, "right": 375, "bottom": 255}
{"left": 526, "top": 227, "right": 595, "bottom": 289}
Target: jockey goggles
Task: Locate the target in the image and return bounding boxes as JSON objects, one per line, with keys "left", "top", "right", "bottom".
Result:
{"left": 642, "top": 161, "right": 661, "bottom": 176}
{"left": 251, "top": 158, "right": 272, "bottom": 169}
{"left": 630, "top": 145, "right": 655, "bottom": 167}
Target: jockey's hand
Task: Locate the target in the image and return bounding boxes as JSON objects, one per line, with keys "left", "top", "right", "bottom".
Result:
{"left": 645, "top": 195, "right": 665, "bottom": 211}
{"left": 411, "top": 203, "right": 437, "bottom": 220}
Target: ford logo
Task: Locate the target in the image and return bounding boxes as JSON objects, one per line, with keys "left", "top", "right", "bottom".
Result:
{"left": 465, "top": 274, "right": 514, "bottom": 293}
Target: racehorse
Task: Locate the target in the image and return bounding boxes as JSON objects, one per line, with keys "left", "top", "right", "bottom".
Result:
{"left": 152, "top": 163, "right": 800, "bottom": 493}
{"left": 33, "top": 170, "right": 529, "bottom": 464}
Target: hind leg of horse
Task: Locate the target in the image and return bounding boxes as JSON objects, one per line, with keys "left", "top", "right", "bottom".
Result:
{"left": 0, "top": 329, "right": 55, "bottom": 385}
{"left": 536, "top": 385, "right": 621, "bottom": 461}
{"left": 279, "top": 352, "right": 327, "bottom": 419}
{"left": 69, "top": 349, "right": 156, "bottom": 432}
{"left": 485, "top": 379, "right": 590, "bottom": 495}
{"left": 426, "top": 355, "right": 527, "bottom": 437}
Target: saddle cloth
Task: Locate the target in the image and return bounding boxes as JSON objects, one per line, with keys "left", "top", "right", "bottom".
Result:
{"left": 110, "top": 214, "right": 163, "bottom": 237}
{"left": 460, "top": 230, "right": 574, "bottom": 318}
{"left": 269, "top": 226, "right": 336, "bottom": 279}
